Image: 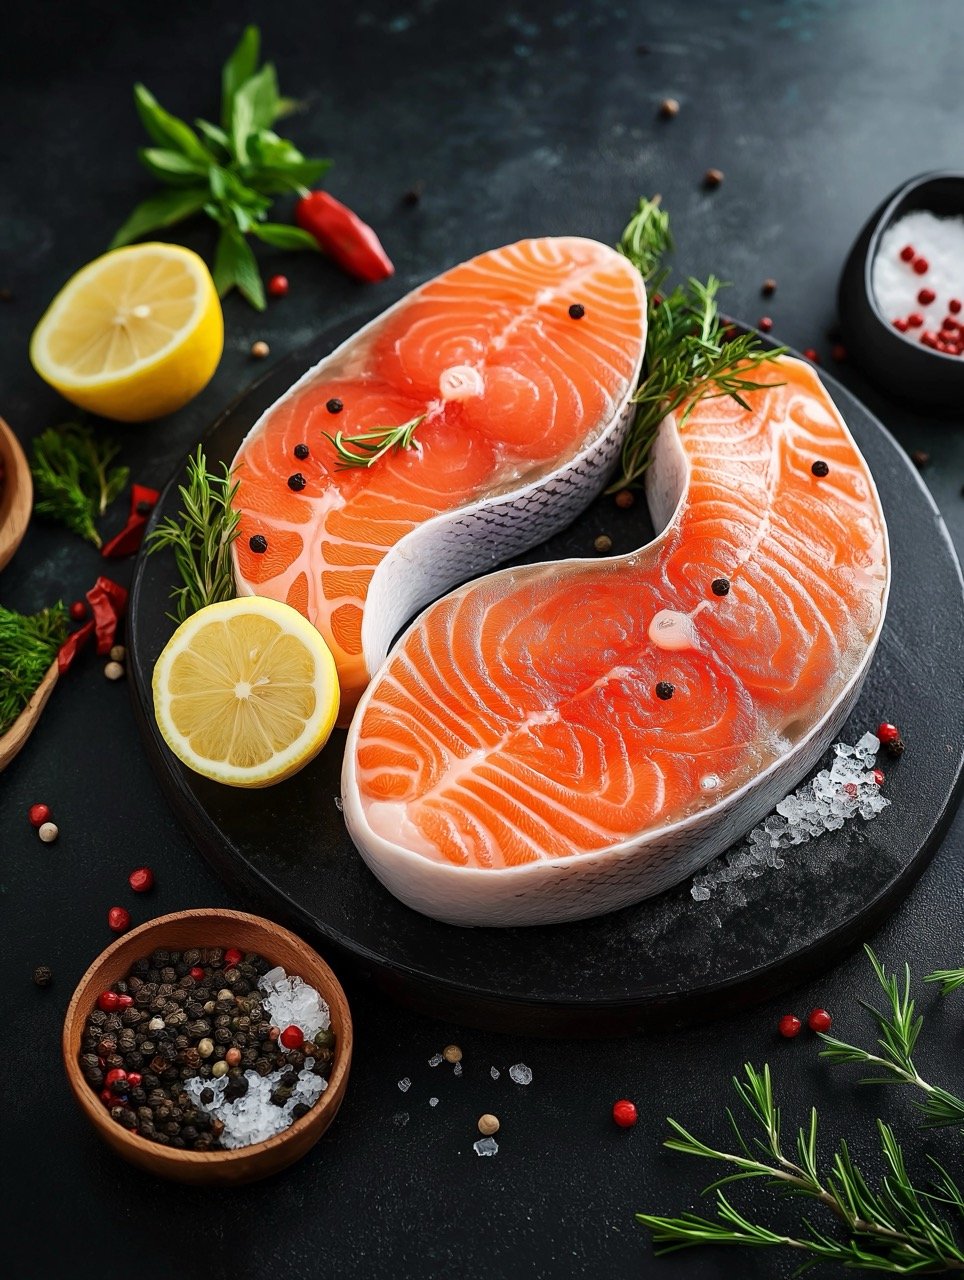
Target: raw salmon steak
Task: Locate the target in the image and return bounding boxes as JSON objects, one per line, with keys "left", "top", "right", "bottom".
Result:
{"left": 231, "top": 238, "right": 647, "bottom": 722}
{"left": 343, "top": 357, "right": 890, "bottom": 926}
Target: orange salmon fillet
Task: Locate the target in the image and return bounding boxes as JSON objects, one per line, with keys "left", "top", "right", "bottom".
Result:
{"left": 231, "top": 237, "right": 647, "bottom": 721}
{"left": 349, "top": 357, "right": 889, "bottom": 871}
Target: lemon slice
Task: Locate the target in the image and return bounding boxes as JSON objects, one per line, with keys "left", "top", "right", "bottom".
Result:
{"left": 152, "top": 598, "right": 340, "bottom": 788}
{"left": 30, "top": 243, "right": 223, "bottom": 422}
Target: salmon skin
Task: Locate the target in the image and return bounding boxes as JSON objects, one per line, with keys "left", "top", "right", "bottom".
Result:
{"left": 343, "top": 357, "right": 890, "bottom": 927}
{"left": 231, "top": 237, "right": 647, "bottom": 723}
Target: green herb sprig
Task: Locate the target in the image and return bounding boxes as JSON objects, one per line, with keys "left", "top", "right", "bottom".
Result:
{"left": 611, "top": 197, "right": 785, "bottom": 492}
{"left": 0, "top": 603, "right": 67, "bottom": 736}
{"left": 325, "top": 414, "right": 426, "bottom": 469}
{"left": 30, "top": 423, "right": 129, "bottom": 547}
{"left": 146, "top": 446, "right": 240, "bottom": 623}
{"left": 637, "top": 949, "right": 964, "bottom": 1273}
{"left": 111, "top": 25, "right": 327, "bottom": 310}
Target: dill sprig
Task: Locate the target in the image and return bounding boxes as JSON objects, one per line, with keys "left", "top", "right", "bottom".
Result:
{"left": 146, "top": 445, "right": 240, "bottom": 623}
{"left": 637, "top": 1061, "right": 964, "bottom": 1273}
{"left": 820, "top": 948, "right": 964, "bottom": 1130}
{"left": 30, "top": 423, "right": 129, "bottom": 547}
{"left": 0, "top": 602, "right": 67, "bottom": 736}
{"left": 325, "top": 414, "right": 425, "bottom": 469}
{"left": 611, "top": 196, "right": 785, "bottom": 492}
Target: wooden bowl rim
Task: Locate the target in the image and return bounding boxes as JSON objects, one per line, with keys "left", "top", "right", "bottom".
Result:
{"left": 62, "top": 908, "right": 353, "bottom": 1168}
{"left": 0, "top": 416, "right": 32, "bottom": 568}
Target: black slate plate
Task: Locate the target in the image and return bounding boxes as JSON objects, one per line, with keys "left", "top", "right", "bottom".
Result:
{"left": 128, "top": 314, "right": 964, "bottom": 1035}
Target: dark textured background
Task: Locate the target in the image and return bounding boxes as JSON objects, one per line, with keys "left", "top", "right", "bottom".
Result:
{"left": 2, "top": 2, "right": 964, "bottom": 1278}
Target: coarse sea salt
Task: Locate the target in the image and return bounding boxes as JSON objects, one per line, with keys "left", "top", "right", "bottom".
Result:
{"left": 873, "top": 211, "right": 964, "bottom": 355}
{"left": 185, "top": 1062, "right": 328, "bottom": 1151}
{"left": 258, "top": 968, "right": 330, "bottom": 1039}
{"left": 490, "top": 1066, "right": 500, "bottom": 1080}
{"left": 474, "top": 1136, "right": 499, "bottom": 1157}
{"left": 398, "top": 1077, "right": 411, "bottom": 1092}
{"left": 509, "top": 1063, "right": 532, "bottom": 1085}
{"left": 690, "top": 735, "right": 890, "bottom": 902}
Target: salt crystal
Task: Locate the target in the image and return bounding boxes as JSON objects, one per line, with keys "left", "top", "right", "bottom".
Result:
{"left": 429, "top": 1097, "right": 439, "bottom": 1107}
{"left": 453, "top": 1062, "right": 463, "bottom": 1077}
{"left": 855, "top": 731, "right": 880, "bottom": 755}
{"left": 490, "top": 1067, "right": 500, "bottom": 1080}
{"left": 428, "top": 1053, "right": 443, "bottom": 1067}
{"left": 334, "top": 796, "right": 344, "bottom": 812}
{"left": 874, "top": 212, "right": 964, "bottom": 353}
{"left": 691, "top": 885, "right": 711, "bottom": 901}
{"left": 473, "top": 1137, "right": 499, "bottom": 1157}
{"left": 397, "top": 1077, "right": 411, "bottom": 1092}
{"left": 261, "top": 966, "right": 285, "bottom": 989}
{"left": 509, "top": 1063, "right": 532, "bottom": 1085}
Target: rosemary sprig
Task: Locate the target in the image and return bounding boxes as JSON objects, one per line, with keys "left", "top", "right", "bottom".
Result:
{"left": 0, "top": 603, "right": 67, "bottom": 736}
{"left": 324, "top": 414, "right": 425, "bottom": 469}
{"left": 610, "top": 196, "right": 785, "bottom": 492}
{"left": 637, "top": 1062, "right": 964, "bottom": 1273}
{"left": 820, "top": 948, "right": 964, "bottom": 1130}
{"left": 30, "top": 423, "right": 129, "bottom": 547}
{"left": 925, "top": 968, "right": 964, "bottom": 996}
{"left": 146, "top": 446, "right": 240, "bottom": 623}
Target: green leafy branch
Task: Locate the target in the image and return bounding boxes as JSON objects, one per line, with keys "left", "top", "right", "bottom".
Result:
{"left": 146, "top": 445, "right": 240, "bottom": 622}
{"left": 324, "top": 414, "right": 426, "bottom": 469}
{"left": 638, "top": 1062, "right": 964, "bottom": 1273}
{"left": 0, "top": 603, "right": 68, "bottom": 736}
{"left": 611, "top": 196, "right": 785, "bottom": 492}
{"left": 111, "top": 25, "right": 327, "bottom": 309}
{"left": 30, "top": 423, "right": 128, "bottom": 547}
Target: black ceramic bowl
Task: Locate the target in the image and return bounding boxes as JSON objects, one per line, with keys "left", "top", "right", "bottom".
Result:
{"left": 838, "top": 170, "right": 964, "bottom": 412}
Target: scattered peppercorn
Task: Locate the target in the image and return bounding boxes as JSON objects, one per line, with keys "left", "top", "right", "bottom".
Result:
{"left": 104, "top": 661, "right": 124, "bottom": 681}
{"left": 28, "top": 803, "right": 51, "bottom": 828}
{"left": 287, "top": 473, "right": 307, "bottom": 492}
{"left": 910, "top": 450, "right": 929, "bottom": 468}
{"left": 778, "top": 1014, "right": 802, "bottom": 1038}
{"left": 442, "top": 1044, "right": 462, "bottom": 1063}
{"left": 758, "top": 316, "right": 773, "bottom": 333}
{"left": 38, "top": 821, "right": 59, "bottom": 844}
{"left": 807, "top": 1008, "right": 832, "bottom": 1033}
{"left": 831, "top": 343, "right": 847, "bottom": 362}
{"left": 655, "top": 681, "right": 675, "bottom": 701}
{"left": 267, "top": 274, "right": 289, "bottom": 298}
{"left": 612, "top": 1099, "right": 638, "bottom": 1128}
{"left": 872, "top": 768, "right": 885, "bottom": 786}
{"left": 69, "top": 600, "right": 87, "bottom": 621}
{"left": 402, "top": 182, "right": 423, "bottom": 206}
{"left": 711, "top": 577, "right": 730, "bottom": 597}
{"left": 877, "top": 722, "right": 900, "bottom": 745}
{"left": 913, "top": 257, "right": 929, "bottom": 276}
{"left": 761, "top": 278, "right": 777, "bottom": 297}
{"left": 885, "top": 738, "right": 905, "bottom": 758}
{"left": 568, "top": 303, "right": 585, "bottom": 319}
{"left": 478, "top": 1114, "right": 500, "bottom": 1135}
{"left": 108, "top": 906, "right": 131, "bottom": 934}
{"left": 658, "top": 97, "right": 679, "bottom": 119}
{"left": 250, "top": 340, "right": 270, "bottom": 359}
{"left": 249, "top": 534, "right": 268, "bottom": 554}
{"left": 294, "top": 443, "right": 310, "bottom": 460}
{"left": 614, "top": 489, "right": 635, "bottom": 509}
{"left": 109, "top": 644, "right": 126, "bottom": 663}
{"left": 811, "top": 460, "right": 830, "bottom": 477}
{"left": 326, "top": 398, "right": 344, "bottom": 414}
{"left": 128, "top": 867, "right": 154, "bottom": 894}
{"left": 594, "top": 534, "right": 613, "bottom": 553}
{"left": 33, "top": 965, "right": 53, "bottom": 987}
{"left": 803, "top": 348, "right": 820, "bottom": 363}
{"left": 703, "top": 168, "right": 724, "bottom": 189}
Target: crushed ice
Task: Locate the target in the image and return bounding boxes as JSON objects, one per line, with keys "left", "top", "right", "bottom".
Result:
{"left": 690, "top": 734, "right": 890, "bottom": 902}
{"left": 509, "top": 1063, "right": 532, "bottom": 1085}
{"left": 474, "top": 1136, "right": 499, "bottom": 1157}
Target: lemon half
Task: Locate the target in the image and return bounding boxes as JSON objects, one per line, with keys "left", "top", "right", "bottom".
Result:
{"left": 153, "top": 598, "right": 340, "bottom": 788}
{"left": 30, "top": 243, "right": 223, "bottom": 422}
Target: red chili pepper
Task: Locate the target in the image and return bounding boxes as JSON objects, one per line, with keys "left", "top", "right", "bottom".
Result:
{"left": 86, "top": 577, "right": 128, "bottom": 655}
{"left": 102, "top": 483, "right": 159, "bottom": 559}
{"left": 57, "top": 620, "right": 95, "bottom": 674}
{"left": 295, "top": 191, "right": 394, "bottom": 283}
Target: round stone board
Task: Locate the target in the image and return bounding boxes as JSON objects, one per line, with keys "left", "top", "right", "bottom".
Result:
{"left": 128, "top": 313, "right": 964, "bottom": 1036}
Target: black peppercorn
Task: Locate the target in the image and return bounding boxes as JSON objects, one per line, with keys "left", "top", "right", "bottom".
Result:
{"left": 711, "top": 577, "right": 730, "bottom": 597}
{"left": 291, "top": 1102, "right": 311, "bottom": 1120}
{"left": 568, "top": 303, "right": 585, "bottom": 319}
{"left": 294, "top": 443, "right": 310, "bottom": 460}
{"left": 287, "top": 472, "right": 306, "bottom": 492}
{"left": 249, "top": 534, "right": 268, "bottom": 554}
{"left": 326, "top": 398, "right": 343, "bottom": 414}
{"left": 811, "top": 460, "right": 830, "bottom": 477}
{"left": 886, "top": 738, "right": 905, "bottom": 758}
{"left": 33, "top": 964, "right": 53, "bottom": 987}
{"left": 314, "top": 1028, "right": 336, "bottom": 1051}
{"left": 655, "top": 681, "right": 675, "bottom": 701}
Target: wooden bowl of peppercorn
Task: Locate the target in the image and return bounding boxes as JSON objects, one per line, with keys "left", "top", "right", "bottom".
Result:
{"left": 62, "top": 909, "right": 353, "bottom": 1184}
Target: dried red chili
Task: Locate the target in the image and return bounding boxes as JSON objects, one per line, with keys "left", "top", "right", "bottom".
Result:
{"left": 101, "top": 484, "right": 160, "bottom": 559}
{"left": 86, "top": 577, "right": 128, "bottom": 655}
{"left": 295, "top": 191, "right": 394, "bottom": 283}
{"left": 58, "top": 621, "right": 95, "bottom": 674}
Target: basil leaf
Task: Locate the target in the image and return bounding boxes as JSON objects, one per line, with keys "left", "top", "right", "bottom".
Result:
{"left": 230, "top": 89, "right": 254, "bottom": 165}
{"left": 221, "top": 25, "right": 260, "bottom": 129}
{"left": 235, "top": 62, "right": 281, "bottom": 132}
{"left": 134, "top": 84, "right": 213, "bottom": 165}
{"left": 139, "top": 147, "right": 209, "bottom": 186}
{"left": 213, "top": 226, "right": 265, "bottom": 310}
{"left": 109, "top": 187, "right": 209, "bottom": 248}
{"left": 195, "top": 118, "right": 231, "bottom": 157}
{"left": 246, "top": 159, "right": 331, "bottom": 196}
{"left": 249, "top": 223, "right": 320, "bottom": 251}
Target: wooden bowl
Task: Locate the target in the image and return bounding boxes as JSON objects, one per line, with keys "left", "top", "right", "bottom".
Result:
{"left": 0, "top": 416, "right": 32, "bottom": 571}
{"left": 62, "top": 909, "right": 352, "bottom": 1184}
